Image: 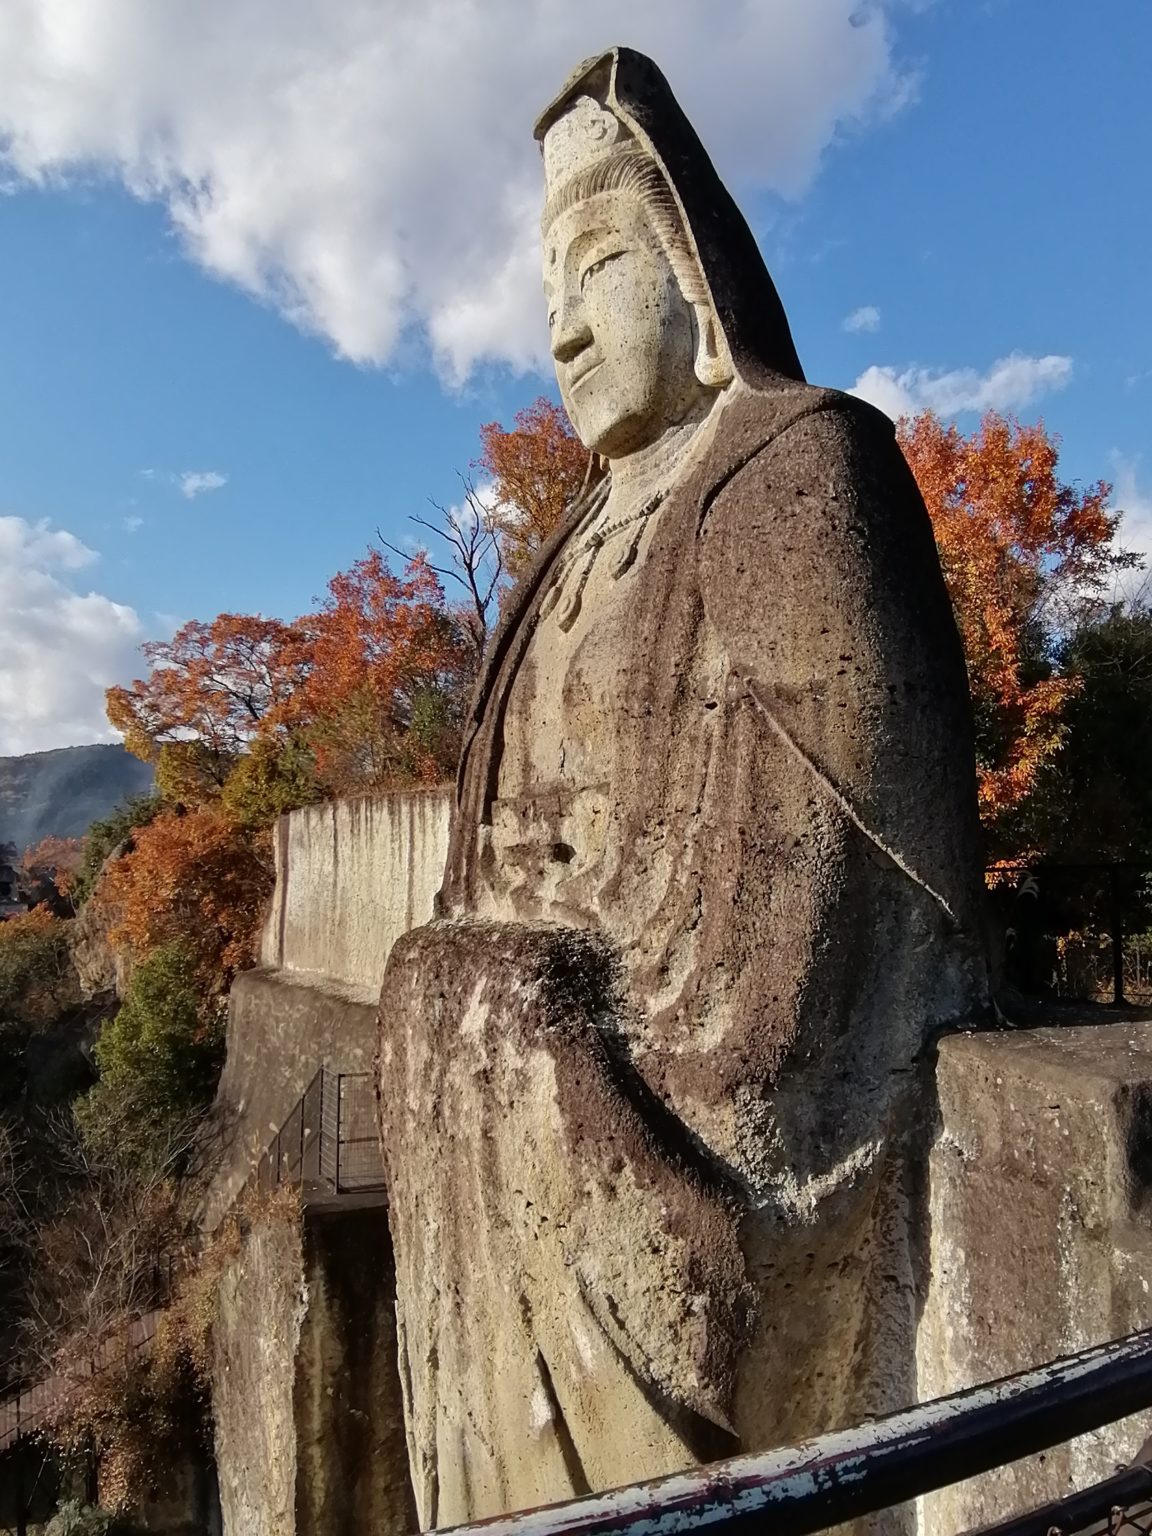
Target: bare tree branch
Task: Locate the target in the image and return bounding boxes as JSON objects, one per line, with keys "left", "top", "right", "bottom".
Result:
{"left": 379, "top": 473, "right": 505, "bottom": 664}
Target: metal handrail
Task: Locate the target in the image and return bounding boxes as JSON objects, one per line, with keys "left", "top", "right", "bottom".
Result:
{"left": 1, "top": 1066, "right": 382, "bottom": 1453}
{"left": 254, "top": 1067, "right": 384, "bottom": 1199}
{"left": 429, "top": 1329, "right": 1152, "bottom": 1536}
{"left": 0, "top": 1309, "right": 162, "bottom": 1453}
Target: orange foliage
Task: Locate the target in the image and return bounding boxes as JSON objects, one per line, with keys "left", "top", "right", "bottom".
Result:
{"left": 21, "top": 835, "right": 84, "bottom": 903}
{"left": 477, "top": 397, "right": 590, "bottom": 576}
{"left": 0, "top": 903, "right": 57, "bottom": 940}
{"left": 290, "top": 550, "right": 471, "bottom": 794}
{"left": 0, "top": 903, "right": 76, "bottom": 1024}
{"left": 105, "top": 550, "right": 469, "bottom": 813}
{"left": 898, "top": 411, "right": 1130, "bottom": 826}
{"left": 106, "top": 614, "right": 308, "bottom": 791}
{"left": 98, "top": 808, "right": 273, "bottom": 985}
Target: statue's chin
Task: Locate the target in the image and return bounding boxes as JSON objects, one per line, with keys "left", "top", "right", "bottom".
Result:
{"left": 572, "top": 408, "right": 660, "bottom": 462}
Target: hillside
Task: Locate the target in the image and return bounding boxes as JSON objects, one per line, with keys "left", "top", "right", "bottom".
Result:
{"left": 0, "top": 743, "right": 154, "bottom": 850}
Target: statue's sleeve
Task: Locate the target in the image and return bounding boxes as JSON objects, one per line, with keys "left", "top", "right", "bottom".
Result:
{"left": 697, "top": 398, "right": 976, "bottom": 919}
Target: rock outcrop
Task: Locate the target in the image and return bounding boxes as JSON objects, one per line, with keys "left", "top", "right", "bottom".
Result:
{"left": 920, "top": 1024, "right": 1152, "bottom": 1533}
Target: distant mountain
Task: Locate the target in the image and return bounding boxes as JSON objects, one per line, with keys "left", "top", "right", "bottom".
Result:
{"left": 0, "top": 744, "right": 154, "bottom": 851}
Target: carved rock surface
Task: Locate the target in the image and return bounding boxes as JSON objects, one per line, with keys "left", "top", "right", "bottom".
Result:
{"left": 377, "top": 46, "right": 990, "bottom": 1527}
{"left": 379, "top": 921, "right": 750, "bottom": 1528}
{"left": 379, "top": 919, "right": 935, "bottom": 1530}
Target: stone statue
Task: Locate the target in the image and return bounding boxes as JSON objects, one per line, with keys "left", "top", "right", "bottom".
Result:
{"left": 378, "top": 47, "right": 991, "bottom": 1529}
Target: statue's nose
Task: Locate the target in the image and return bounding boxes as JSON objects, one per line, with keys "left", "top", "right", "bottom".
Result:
{"left": 550, "top": 298, "right": 594, "bottom": 365}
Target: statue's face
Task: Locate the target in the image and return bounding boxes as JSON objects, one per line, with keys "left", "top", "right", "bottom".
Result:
{"left": 543, "top": 190, "right": 709, "bottom": 459}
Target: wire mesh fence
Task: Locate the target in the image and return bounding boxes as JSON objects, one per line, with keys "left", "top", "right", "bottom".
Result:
{"left": 989, "top": 863, "right": 1152, "bottom": 1007}
{"left": 254, "top": 1068, "right": 385, "bottom": 1199}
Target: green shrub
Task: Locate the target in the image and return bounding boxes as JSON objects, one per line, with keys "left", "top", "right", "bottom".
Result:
{"left": 45, "top": 1501, "right": 114, "bottom": 1536}
{"left": 75, "top": 941, "right": 224, "bottom": 1173}
{"left": 0, "top": 905, "right": 77, "bottom": 1031}
{"left": 220, "top": 733, "right": 320, "bottom": 831}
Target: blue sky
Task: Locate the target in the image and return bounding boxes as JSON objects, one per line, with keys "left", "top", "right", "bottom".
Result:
{"left": 0, "top": 0, "right": 1149, "bottom": 751}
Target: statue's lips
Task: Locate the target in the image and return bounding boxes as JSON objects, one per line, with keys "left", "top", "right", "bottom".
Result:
{"left": 569, "top": 359, "right": 605, "bottom": 390}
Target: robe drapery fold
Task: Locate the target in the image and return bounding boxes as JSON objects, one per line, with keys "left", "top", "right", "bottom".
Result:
{"left": 378, "top": 380, "right": 990, "bottom": 1528}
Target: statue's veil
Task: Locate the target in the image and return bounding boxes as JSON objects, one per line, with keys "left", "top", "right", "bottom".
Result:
{"left": 534, "top": 47, "right": 806, "bottom": 387}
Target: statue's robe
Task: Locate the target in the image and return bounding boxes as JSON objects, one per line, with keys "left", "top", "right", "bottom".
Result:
{"left": 378, "top": 378, "right": 990, "bottom": 1529}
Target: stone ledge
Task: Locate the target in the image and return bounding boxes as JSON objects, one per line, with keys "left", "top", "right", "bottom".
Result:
{"left": 203, "top": 967, "right": 379, "bottom": 1232}
{"left": 919, "top": 1024, "right": 1152, "bottom": 1534}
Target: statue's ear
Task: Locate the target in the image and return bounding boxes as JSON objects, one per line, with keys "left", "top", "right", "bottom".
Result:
{"left": 693, "top": 303, "right": 734, "bottom": 389}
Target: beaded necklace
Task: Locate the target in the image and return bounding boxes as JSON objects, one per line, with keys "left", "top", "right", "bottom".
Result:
{"left": 539, "top": 482, "right": 667, "bottom": 633}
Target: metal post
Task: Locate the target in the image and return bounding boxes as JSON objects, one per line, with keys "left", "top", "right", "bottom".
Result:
{"left": 318, "top": 1070, "right": 325, "bottom": 1192}
{"left": 16, "top": 1445, "right": 27, "bottom": 1536}
{"left": 336, "top": 1074, "right": 343, "bottom": 1194}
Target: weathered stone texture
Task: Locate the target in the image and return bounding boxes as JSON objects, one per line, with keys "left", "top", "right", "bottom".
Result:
{"left": 919, "top": 1025, "right": 1152, "bottom": 1534}
{"left": 380, "top": 920, "right": 933, "bottom": 1531}
{"left": 294, "top": 1208, "right": 415, "bottom": 1536}
{"left": 379, "top": 45, "right": 989, "bottom": 1526}
{"left": 260, "top": 790, "right": 450, "bottom": 998}
{"left": 70, "top": 887, "right": 130, "bottom": 1002}
{"left": 214, "top": 1213, "right": 307, "bottom": 1536}
{"left": 213, "top": 1205, "right": 413, "bottom": 1536}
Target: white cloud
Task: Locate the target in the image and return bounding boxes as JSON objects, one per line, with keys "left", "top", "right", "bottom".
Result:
{"left": 1108, "top": 458, "right": 1152, "bottom": 605}
{"left": 843, "top": 304, "right": 881, "bottom": 333}
{"left": 850, "top": 352, "right": 1074, "bottom": 420}
{"left": 178, "top": 470, "right": 228, "bottom": 501}
{"left": 0, "top": 0, "right": 923, "bottom": 383}
{"left": 122, "top": 514, "right": 144, "bottom": 532}
{"left": 0, "top": 517, "right": 144, "bottom": 753}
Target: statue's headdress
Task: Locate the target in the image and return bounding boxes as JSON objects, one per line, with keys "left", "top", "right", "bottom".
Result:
{"left": 535, "top": 47, "right": 805, "bottom": 386}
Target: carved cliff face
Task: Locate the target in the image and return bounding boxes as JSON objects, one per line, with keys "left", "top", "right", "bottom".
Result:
{"left": 543, "top": 189, "right": 711, "bottom": 459}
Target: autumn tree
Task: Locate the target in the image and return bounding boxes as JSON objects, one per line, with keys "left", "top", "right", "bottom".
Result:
{"left": 96, "top": 807, "right": 273, "bottom": 987}
{"left": 106, "top": 613, "right": 310, "bottom": 803}
{"left": 73, "top": 793, "right": 164, "bottom": 907}
{"left": 19, "top": 836, "right": 84, "bottom": 915}
{"left": 898, "top": 411, "right": 1135, "bottom": 846}
{"left": 295, "top": 549, "right": 472, "bottom": 794}
{"left": 0, "top": 906, "right": 79, "bottom": 1030}
{"left": 477, "top": 396, "right": 590, "bottom": 578}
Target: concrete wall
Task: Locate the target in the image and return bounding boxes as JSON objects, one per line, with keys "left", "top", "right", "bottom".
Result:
{"left": 204, "top": 970, "right": 378, "bottom": 1232}
{"left": 214, "top": 1212, "right": 307, "bottom": 1536}
{"left": 293, "top": 1207, "right": 416, "bottom": 1536}
{"left": 213, "top": 1205, "right": 413, "bottom": 1536}
{"left": 919, "top": 1024, "right": 1152, "bottom": 1533}
{"left": 260, "top": 791, "right": 451, "bottom": 1000}
{"left": 205, "top": 788, "right": 451, "bottom": 1230}
{"left": 207, "top": 789, "right": 447, "bottom": 1531}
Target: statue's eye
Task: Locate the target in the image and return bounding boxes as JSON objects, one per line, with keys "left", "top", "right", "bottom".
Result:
{"left": 580, "top": 250, "right": 624, "bottom": 290}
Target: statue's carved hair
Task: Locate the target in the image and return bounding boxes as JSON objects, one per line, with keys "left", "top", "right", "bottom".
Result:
{"left": 542, "top": 144, "right": 709, "bottom": 308}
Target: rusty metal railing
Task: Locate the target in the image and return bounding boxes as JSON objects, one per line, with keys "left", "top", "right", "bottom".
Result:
{"left": 429, "top": 1329, "right": 1152, "bottom": 1536}
{"left": 253, "top": 1067, "right": 385, "bottom": 1198}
